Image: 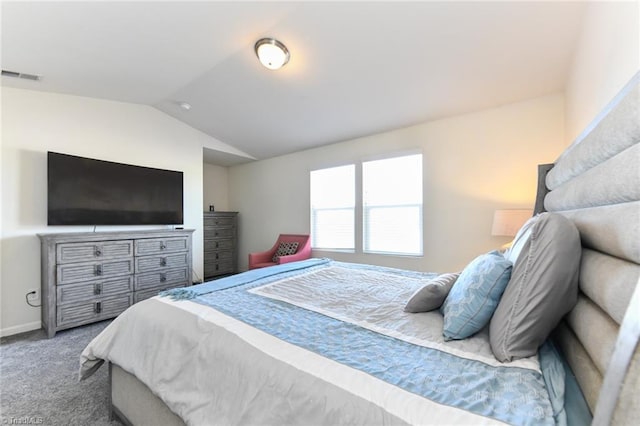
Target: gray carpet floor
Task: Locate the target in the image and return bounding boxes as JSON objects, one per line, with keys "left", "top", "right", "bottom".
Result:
{"left": 0, "top": 320, "right": 121, "bottom": 425}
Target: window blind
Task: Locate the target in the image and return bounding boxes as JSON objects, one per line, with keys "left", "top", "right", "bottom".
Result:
{"left": 310, "top": 165, "right": 355, "bottom": 250}
{"left": 363, "top": 154, "right": 423, "bottom": 255}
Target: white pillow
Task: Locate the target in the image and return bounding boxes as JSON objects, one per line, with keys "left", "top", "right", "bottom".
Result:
{"left": 504, "top": 215, "right": 538, "bottom": 264}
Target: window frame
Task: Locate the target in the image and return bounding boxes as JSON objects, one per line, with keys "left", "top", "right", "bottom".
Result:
{"left": 309, "top": 163, "right": 356, "bottom": 252}
{"left": 362, "top": 153, "right": 424, "bottom": 256}
{"left": 309, "top": 151, "right": 424, "bottom": 257}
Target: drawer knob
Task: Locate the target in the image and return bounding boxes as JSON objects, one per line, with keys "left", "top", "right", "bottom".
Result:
{"left": 94, "top": 247, "right": 102, "bottom": 257}
{"left": 95, "top": 302, "right": 102, "bottom": 314}
{"left": 160, "top": 257, "right": 167, "bottom": 267}
{"left": 160, "top": 243, "right": 167, "bottom": 250}
{"left": 160, "top": 273, "right": 167, "bottom": 282}
{"left": 215, "top": 264, "right": 219, "bottom": 271}
{"left": 94, "top": 283, "right": 102, "bottom": 295}
{"left": 95, "top": 265, "right": 103, "bottom": 276}
{"left": 215, "top": 253, "right": 219, "bottom": 260}
{"left": 215, "top": 242, "right": 219, "bottom": 249}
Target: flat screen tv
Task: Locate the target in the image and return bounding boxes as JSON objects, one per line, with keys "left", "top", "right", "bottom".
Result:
{"left": 47, "top": 152, "right": 184, "bottom": 225}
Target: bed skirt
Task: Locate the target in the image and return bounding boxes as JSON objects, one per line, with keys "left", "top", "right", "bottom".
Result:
{"left": 109, "top": 363, "right": 184, "bottom": 426}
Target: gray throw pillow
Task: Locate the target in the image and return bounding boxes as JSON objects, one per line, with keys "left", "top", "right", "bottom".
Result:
{"left": 489, "top": 212, "right": 581, "bottom": 362}
{"left": 404, "top": 273, "right": 460, "bottom": 313}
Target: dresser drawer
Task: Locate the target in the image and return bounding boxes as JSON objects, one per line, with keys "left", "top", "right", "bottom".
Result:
{"left": 204, "top": 227, "right": 235, "bottom": 239}
{"left": 203, "top": 250, "right": 233, "bottom": 262}
{"left": 56, "top": 276, "right": 134, "bottom": 306}
{"left": 56, "top": 240, "right": 134, "bottom": 264}
{"left": 57, "top": 259, "right": 134, "bottom": 285}
{"left": 204, "top": 239, "right": 234, "bottom": 251}
{"left": 135, "top": 252, "right": 189, "bottom": 273}
{"left": 134, "top": 237, "right": 189, "bottom": 256}
{"left": 57, "top": 294, "right": 132, "bottom": 327}
{"left": 204, "top": 260, "right": 234, "bottom": 277}
{"left": 134, "top": 267, "right": 189, "bottom": 291}
{"left": 204, "top": 216, "right": 236, "bottom": 228}
{"left": 134, "top": 283, "right": 186, "bottom": 303}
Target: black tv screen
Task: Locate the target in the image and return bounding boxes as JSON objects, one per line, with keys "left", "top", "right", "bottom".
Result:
{"left": 47, "top": 152, "right": 184, "bottom": 225}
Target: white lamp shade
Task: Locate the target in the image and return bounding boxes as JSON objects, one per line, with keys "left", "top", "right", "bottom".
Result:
{"left": 491, "top": 209, "right": 533, "bottom": 237}
{"left": 255, "top": 38, "right": 290, "bottom": 70}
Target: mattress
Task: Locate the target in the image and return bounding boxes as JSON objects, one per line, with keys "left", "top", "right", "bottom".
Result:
{"left": 81, "top": 258, "right": 569, "bottom": 425}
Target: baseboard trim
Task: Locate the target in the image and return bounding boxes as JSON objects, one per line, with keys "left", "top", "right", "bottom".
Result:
{"left": 0, "top": 321, "right": 41, "bottom": 337}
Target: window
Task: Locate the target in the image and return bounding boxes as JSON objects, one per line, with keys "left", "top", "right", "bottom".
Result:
{"left": 363, "top": 154, "right": 423, "bottom": 255}
{"left": 310, "top": 153, "right": 423, "bottom": 256}
{"left": 310, "top": 165, "right": 355, "bottom": 250}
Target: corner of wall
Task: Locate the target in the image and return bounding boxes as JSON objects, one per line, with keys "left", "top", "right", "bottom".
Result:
{"left": 564, "top": 1, "right": 640, "bottom": 145}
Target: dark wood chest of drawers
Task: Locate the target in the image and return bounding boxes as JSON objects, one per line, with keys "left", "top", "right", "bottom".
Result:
{"left": 39, "top": 229, "right": 194, "bottom": 337}
{"left": 204, "top": 212, "right": 238, "bottom": 279}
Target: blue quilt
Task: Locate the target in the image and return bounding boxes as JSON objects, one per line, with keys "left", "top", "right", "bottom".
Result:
{"left": 162, "top": 259, "right": 566, "bottom": 426}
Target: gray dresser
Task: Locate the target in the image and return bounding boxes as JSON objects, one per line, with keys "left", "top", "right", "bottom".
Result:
{"left": 38, "top": 229, "right": 194, "bottom": 338}
{"left": 203, "top": 212, "right": 238, "bottom": 279}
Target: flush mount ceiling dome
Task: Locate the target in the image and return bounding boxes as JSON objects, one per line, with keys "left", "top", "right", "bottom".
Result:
{"left": 254, "top": 38, "right": 290, "bottom": 70}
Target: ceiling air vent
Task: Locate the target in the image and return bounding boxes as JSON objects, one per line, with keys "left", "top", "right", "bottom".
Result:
{"left": 1, "top": 69, "right": 42, "bottom": 81}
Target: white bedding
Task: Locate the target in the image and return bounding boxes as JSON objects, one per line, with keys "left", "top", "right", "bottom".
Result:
{"left": 250, "top": 264, "right": 539, "bottom": 371}
{"left": 81, "top": 297, "right": 501, "bottom": 425}
{"left": 80, "top": 260, "right": 561, "bottom": 426}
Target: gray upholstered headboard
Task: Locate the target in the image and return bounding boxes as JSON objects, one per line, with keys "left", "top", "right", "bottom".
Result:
{"left": 542, "top": 72, "right": 639, "bottom": 424}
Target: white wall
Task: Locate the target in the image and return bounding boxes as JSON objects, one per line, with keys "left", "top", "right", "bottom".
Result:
{"left": 203, "top": 163, "right": 229, "bottom": 212}
{"left": 0, "top": 87, "right": 237, "bottom": 336}
{"left": 229, "top": 94, "right": 566, "bottom": 273}
{"left": 565, "top": 1, "right": 640, "bottom": 144}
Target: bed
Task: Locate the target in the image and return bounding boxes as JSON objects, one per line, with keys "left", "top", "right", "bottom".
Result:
{"left": 80, "top": 72, "right": 639, "bottom": 426}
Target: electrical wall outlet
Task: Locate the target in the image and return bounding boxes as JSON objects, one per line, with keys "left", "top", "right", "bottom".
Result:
{"left": 27, "top": 288, "right": 40, "bottom": 303}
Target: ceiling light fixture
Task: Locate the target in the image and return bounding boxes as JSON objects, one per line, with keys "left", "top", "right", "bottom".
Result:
{"left": 254, "top": 38, "right": 290, "bottom": 70}
{"left": 178, "top": 101, "right": 192, "bottom": 111}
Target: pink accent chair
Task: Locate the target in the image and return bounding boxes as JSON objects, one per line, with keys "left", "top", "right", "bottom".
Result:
{"left": 248, "top": 234, "right": 312, "bottom": 270}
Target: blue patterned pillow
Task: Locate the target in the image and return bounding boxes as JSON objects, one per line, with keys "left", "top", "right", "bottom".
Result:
{"left": 441, "top": 251, "right": 512, "bottom": 341}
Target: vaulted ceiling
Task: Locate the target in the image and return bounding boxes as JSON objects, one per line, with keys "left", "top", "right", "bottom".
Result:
{"left": 1, "top": 1, "right": 587, "bottom": 165}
